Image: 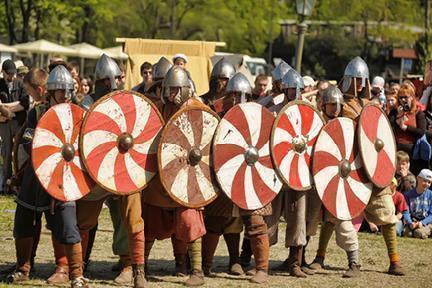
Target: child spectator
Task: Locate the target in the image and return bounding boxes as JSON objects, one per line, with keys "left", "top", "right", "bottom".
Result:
{"left": 395, "top": 151, "right": 414, "bottom": 192}
{"left": 400, "top": 174, "right": 416, "bottom": 195}
{"left": 403, "top": 169, "right": 432, "bottom": 239}
{"left": 390, "top": 178, "right": 409, "bottom": 236}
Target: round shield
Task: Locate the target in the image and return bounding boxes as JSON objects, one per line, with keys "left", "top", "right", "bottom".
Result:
{"left": 32, "top": 103, "right": 94, "bottom": 201}
{"left": 80, "top": 90, "right": 164, "bottom": 195}
{"left": 358, "top": 104, "right": 396, "bottom": 188}
{"left": 213, "top": 102, "right": 282, "bottom": 210}
{"left": 312, "top": 117, "right": 373, "bottom": 220}
{"left": 271, "top": 100, "right": 324, "bottom": 191}
{"left": 158, "top": 104, "right": 220, "bottom": 208}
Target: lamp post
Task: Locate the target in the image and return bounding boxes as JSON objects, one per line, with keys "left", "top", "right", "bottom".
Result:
{"left": 295, "top": 0, "right": 316, "bottom": 73}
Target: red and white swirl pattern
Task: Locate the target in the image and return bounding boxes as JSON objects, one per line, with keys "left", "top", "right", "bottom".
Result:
{"left": 271, "top": 102, "right": 323, "bottom": 190}
{"left": 359, "top": 105, "right": 396, "bottom": 188}
{"left": 81, "top": 91, "right": 164, "bottom": 194}
{"left": 159, "top": 106, "right": 219, "bottom": 208}
{"left": 32, "top": 103, "right": 94, "bottom": 201}
{"left": 213, "top": 102, "right": 282, "bottom": 210}
{"left": 313, "top": 118, "right": 373, "bottom": 220}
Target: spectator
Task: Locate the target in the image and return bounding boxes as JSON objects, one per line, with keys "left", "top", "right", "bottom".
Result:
{"left": 80, "top": 76, "right": 93, "bottom": 96}
{"left": 16, "top": 66, "right": 29, "bottom": 81}
{"left": 385, "top": 91, "right": 397, "bottom": 115}
{"left": 301, "top": 75, "right": 318, "bottom": 105}
{"left": 72, "top": 76, "right": 84, "bottom": 104}
{"left": 251, "top": 74, "right": 269, "bottom": 100}
{"left": 172, "top": 53, "right": 196, "bottom": 95}
{"left": 390, "top": 177, "right": 409, "bottom": 236}
{"left": 400, "top": 174, "right": 416, "bottom": 195}
{"left": 389, "top": 83, "right": 401, "bottom": 94}
{"left": 68, "top": 61, "right": 80, "bottom": 78}
{"left": 117, "top": 62, "right": 126, "bottom": 90}
{"left": 132, "top": 62, "right": 152, "bottom": 94}
{"left": 371, "top": 76, "right": 386, "bottom": 109}
{"left": 395, "top": 151, "right": 414, "bottom": 191}
{"left": 403, "top": 169, "right": 432, "bottom": 239}
{"left": 0, "top": 60, "right": 29, "bottom": 193}
{"left": 389, "top": 84, "right": 427, "bottom": 175}
{"left": 316, "top": 80, "right": 330, "bottom": 111}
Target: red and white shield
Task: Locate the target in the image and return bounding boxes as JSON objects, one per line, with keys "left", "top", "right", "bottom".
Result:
{"left": 313, "top": 118, "right": 373, "bottom": 220}
{"left": 358, "top": 104, "right": 396, "bottom": 188}
{"left": 80, "top": 90, "right": 164, "bottom": 195}
{"left": 158, "top": 104, "right": 220, "bottom": 208}
{"left": 32, "top": 103, "right": 94, "bottom": 201}
{"left": 213, "top": 102, "right": 282, "bottom": 210}
{"left": 271, "top": 101, "right": 324, "bottom": 191}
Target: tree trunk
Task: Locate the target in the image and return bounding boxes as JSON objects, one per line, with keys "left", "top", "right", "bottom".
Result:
{"left": 4, "top": 0, "right": 17, "bottom": 44}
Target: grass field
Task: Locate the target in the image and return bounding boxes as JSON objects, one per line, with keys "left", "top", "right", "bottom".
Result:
{"left": 0, "top": 195, "right": 431, "bottom": 288}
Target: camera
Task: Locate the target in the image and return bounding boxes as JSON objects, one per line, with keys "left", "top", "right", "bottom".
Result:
{"left": 398, "top": 97, "right": 410, "bottom": 112}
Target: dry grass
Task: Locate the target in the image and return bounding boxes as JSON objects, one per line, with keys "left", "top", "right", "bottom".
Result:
{"left": 0, "top": 195, "right": 431, "bottom": 287}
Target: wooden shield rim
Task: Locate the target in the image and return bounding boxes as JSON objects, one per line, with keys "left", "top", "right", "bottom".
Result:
{"left": 270, "top": 100, "right": 324, "bottom": 191}
{"left": 312, "top": 117, "right": 370, "bottom": 220}
{"left": 32, "top": 103, "right": 92, "bottom": 201}
{"left": 357, "top": 103, "right": 396, "bottom": 188}
{"left": 158, "top": 103, "right": 221, "bottom": 208}
{"left": 213, "top": 102, "right": 280, "bottom": 210}
{"left": 79, "top": 90, "right": 165, "bottom": 196}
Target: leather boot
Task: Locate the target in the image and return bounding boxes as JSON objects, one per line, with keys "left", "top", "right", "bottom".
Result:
{"left": 288, "top": 246, "right": 307, "bottom": 278}
{"left": 249, "top": 234, "right": 269, "bottom": 284}
{"left": 224, "top": 233, "right": 244, "bottom": 275}
{"left": 114, "top": 255, "right": 133, "bottom": 285}
{"left": 388, "top": 262, "right": 405, "bottom": 276}
{"left": 184, "top": 269, "right": 205, "bottom": 286}
{"left": 201, "top": 232, "right": 220, "bottom": 276}
{"left": 84, "top": 224, "right": 97, "bottom": 269}
{"left": 47, "top": 236, "right": 69, "bottom": 284}
{"left": 343, "top": 263, "right": 361, "bottom": 278}
{"left": 7, "top": 237, "right": 33, "bottom": 283}
{"left": 133, "top": 264, "right": 146, "bottom": 288}
{"left": 65, "top": 243, "right": 83, "bottom": 280}
{"left": 309, "top": 256, "right": 325, "bottom": 270}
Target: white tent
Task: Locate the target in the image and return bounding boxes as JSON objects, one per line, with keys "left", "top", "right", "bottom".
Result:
{"left": 103, "top": 46, "right": 128, "bottom": 60}
{"left": 0, "top": 43, "right": 17, "bottom": 53}
{"left": 13, "top": 39, "right": 76, "bottom": 55}
{"left": 69, "top": 42, "right": 107, "bottom": 75}
{"left": 69, "top": 42, "right": 105, "bottom": 59}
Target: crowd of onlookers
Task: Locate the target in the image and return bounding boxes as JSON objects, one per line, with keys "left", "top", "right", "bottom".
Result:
{"left": 0, "top": 55, "right": 431, "bottom": 240}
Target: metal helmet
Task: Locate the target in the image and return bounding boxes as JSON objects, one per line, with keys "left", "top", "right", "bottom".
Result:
{"left": 281, "top": 69, "right": 304, "bottom": 99}
{"left": 341, "top": 56, "right": 370, "bottom": 93}
{"left": 47, "top": 65, "right": 73, "bottom": 91}
{"left": 211, "top": 58, "right": 235, "bottom": 79}
{"left": 322, "top": 86, "right": 344, "bottom": 105}
{"left": 152, "top": 56, "right": 173, "bottom": 81}
{"left": 161, "top": 66, "right": 192, "bottom": 105}
{"left": 226, "top": 72, "right": 252, "bottom": 103}
{"left": 95, "top": 54, "right": 121, "bottom": 90}
{"left": 271, "top": 60, "right": 292, "bottom": 82}
{"left": 47, "top": 65, "right": 74, "bottom": 100}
